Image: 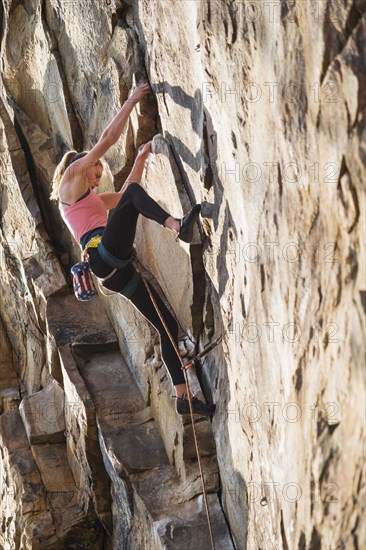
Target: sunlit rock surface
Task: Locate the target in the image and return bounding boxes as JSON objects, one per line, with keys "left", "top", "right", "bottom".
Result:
{"left": 0, "top": 1, "right": 365, "bottom": 549}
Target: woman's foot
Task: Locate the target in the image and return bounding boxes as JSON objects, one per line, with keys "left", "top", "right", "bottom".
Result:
{"left": 164, "top": 216, "right": 180, "bottom": 234}
{"left": 164, "top": 205, "right": 202, "bottom": 242}
{"left": 176, "top": 204, "right": 201, "bottom": 243}
{"left": 176, "top": 393, "right": 216, "bottom": 416}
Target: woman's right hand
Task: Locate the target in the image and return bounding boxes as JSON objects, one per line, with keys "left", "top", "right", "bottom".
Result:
{"left": 128, "top": 83, "right": 151, "bottom": 103}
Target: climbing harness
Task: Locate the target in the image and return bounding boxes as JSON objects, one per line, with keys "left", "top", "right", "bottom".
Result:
{"left": 80, "top": 239, "right": 140, "bottom": 299}
{"left": 133, "top": 255, "right": 218, "bottom": 550}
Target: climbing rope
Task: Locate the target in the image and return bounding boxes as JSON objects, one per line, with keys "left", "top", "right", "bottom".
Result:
{"left": 133, "top": 256, "right": 217, "bottom": 550}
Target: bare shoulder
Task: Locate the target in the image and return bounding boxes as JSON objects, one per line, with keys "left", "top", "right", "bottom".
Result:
{"left": 59, "top": 170, "right": 88, "bottom": 206}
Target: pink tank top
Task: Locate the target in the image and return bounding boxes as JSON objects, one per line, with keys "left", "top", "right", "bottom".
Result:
{"left": 60, "top": 191, "right": 108, "bottom": 243}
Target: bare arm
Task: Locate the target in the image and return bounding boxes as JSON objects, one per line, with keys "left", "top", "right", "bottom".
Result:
{"left": 122, "top": 142, "right": 152, "bottom": 186}
{"left": 99, "top": 142, "right": 152, "bottom": 210}
{"left": 100, "top": 85, "right": 151, "bottom": 145}
{"left": 69, "top": 83, "right": 151, "bottom": 173}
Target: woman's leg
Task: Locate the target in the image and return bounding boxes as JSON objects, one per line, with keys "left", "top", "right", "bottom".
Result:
{"left": 128, "top": 279, "right": 216, "bottom": 415}
{"left": 119, "top": 143, "right": 180, "bottom": 234}
{"left": 128, "top": 277, "right": 187, "bottom": 394}
{"left": 102, "top": 183, "right": 173, "bottom": 258}
{"left": 99, "top": 146, "right": 213, "bottom": 411}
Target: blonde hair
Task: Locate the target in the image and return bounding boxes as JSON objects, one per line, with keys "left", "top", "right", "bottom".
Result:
{"left": 50, "top": 150, "right": 80, "bottom": 201}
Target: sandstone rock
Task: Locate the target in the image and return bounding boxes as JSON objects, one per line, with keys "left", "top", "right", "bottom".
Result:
{"left": 47, "top": 292, "right": 118, "bottom": 347}
{"left": 19, "top": 379, "right": 66, "bottom": 444}
{"left": 68, "top": 336, "right": 222, "bottom": 548}
{"left": 1, "top": 0, "right": 365, "bottom": 548}
{"left": 58, "top": 345, "right": 113, "bottom": 536}
{"left": 153, "top": 494, "right": 234, "bottom": 550}
{"left": 31, "top": 443, "right": 76, "bottom": 492}
{"left": 0, "top": 412, "right": 58, "bottom": 548}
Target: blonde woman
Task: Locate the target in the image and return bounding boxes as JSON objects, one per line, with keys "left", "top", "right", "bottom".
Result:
{"left": 51, "top": 83, "right": 215, "bottom": 416}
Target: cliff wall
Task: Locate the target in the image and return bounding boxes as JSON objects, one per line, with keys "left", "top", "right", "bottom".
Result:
{"left": 0, "top": 1, "right": 365, "bottom": 549}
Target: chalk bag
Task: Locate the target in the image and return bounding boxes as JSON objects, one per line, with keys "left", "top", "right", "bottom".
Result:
{"left": 71, "top": 262, "right": 97, "bottom": 301}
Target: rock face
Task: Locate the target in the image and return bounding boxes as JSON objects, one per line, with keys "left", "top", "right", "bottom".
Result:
{"left": 0, "top": 1, "right": 365, "bottom": 549}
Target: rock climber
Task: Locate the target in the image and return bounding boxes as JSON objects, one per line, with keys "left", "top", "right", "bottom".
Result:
{"left": 50, "top": 83, "right": 216, "bottom": 417}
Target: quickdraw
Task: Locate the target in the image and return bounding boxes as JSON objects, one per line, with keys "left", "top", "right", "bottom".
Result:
{"left": 183, "top": 334, "right": 223, "bottom": 371}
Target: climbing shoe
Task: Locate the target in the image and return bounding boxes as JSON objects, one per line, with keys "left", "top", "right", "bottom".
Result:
{"left": 177, "top": 204, "right": 201, "bottom": 243}
{"left": 176, "top": 395, "right": 216, "bottom": 416}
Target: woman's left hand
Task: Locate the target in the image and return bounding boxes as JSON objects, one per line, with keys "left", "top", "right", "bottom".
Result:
{"left": 137, "top": 141, "right": 152, "bottom": 158}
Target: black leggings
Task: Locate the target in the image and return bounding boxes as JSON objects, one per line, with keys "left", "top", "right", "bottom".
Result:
{"left": 88, "top": 184, "right": 185, "bottom": 386}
